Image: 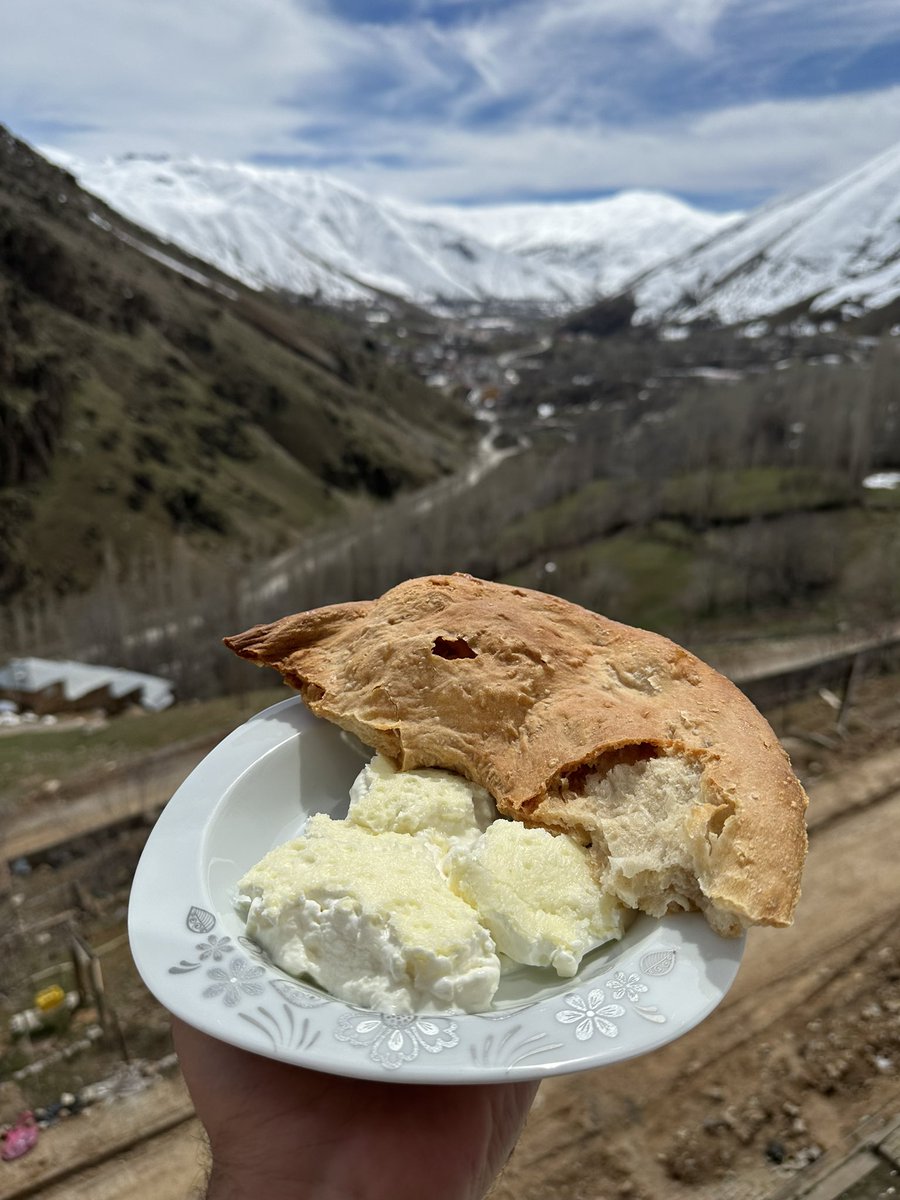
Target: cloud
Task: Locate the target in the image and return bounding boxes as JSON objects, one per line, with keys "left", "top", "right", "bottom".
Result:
{"left": 533, "top": 0, "right": 728, "bottom": 56}
{"left": 4, "top": 0, "right": 900, "bottom": 205}
{"left": 1, "top": 0, "right": 359, "bottom": 156}
{"left": 324, "top": 85, "right": 900, "bottom": 205}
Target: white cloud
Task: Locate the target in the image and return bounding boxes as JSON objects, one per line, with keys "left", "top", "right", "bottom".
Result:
{"left": 1, "top": 0, "right": 361, "bottom": 157}
{"left": 728, "top": 0, "right": 900, "bottom": 50}
{"left": 535, "top": 0, "right": 728, "bottom": 55}
{"left": 3, "top": 0, "right": 900, "bottom": 205}
{"left": 690, "top": 88, "right": 900, "bottom": 191}
{"left": 328, "top": 86, "right": 900, "bottom": 203}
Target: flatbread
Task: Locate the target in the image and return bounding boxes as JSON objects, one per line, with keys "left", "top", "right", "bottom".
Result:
{"left": 224, "top": 573, "right": 808, "bottom": 933}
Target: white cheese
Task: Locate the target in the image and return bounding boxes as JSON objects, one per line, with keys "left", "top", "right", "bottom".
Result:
{"left": 237, "top": 814, "right": 500, "bottom": 1014}
{"left": 346, "top": 753, "right": 495, "bottom": 857}
{"left": 448, "top": 820, "right": 625, "bottom": 977}
{"left": 237, "top": 756, "right": 626, "bottom": 1013}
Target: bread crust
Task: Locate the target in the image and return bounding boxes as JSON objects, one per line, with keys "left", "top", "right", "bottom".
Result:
{"left": 224, "top": 574, "right": 808, "bottom": 930}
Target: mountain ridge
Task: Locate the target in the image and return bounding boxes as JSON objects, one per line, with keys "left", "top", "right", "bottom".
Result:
{"left": 38, "top": 136, "right": 900, "bottom": 329}
{"left": 632, "top": 140, "right": 900, "bottom": 326}
{"left": 49, "top": 151, "right": 591, "bottom": 308}
{"left": 421, "top": 191, "right": 741, "bottom": 297}
{"left": 49, "top": 149, "right": 743, "bottom": 312}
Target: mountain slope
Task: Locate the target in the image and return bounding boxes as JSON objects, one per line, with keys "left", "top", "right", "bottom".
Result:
{"left": 0, "top": 128, "right": 473, "bottom": 600}
{"left": 633, "top": 141, "right": 900, "bottom": 325}
{"left": 424, "top": 192, "right": 740, "bottom": 296}
{"left": 51, "top": 153, "right": 589, "bottom": 308}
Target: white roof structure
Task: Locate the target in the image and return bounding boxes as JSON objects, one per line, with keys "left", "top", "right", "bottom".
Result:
{"left": 0, "top": 658, "right": 174, "bottom": 711}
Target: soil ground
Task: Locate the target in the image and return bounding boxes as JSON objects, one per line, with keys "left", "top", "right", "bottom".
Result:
{"left": 1, "top": 668, "right": 899, "bottom": 1200}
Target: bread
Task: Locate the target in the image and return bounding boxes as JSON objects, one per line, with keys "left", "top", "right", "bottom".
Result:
{"left": 224, "top": 574, "right": 808, "bottom": 936}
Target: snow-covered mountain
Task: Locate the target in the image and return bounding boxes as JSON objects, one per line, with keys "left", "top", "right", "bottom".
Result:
{"left": 47, "top": 143, "right": 900, "bottom": 323}
{"left": 424, "top": 193, "right": 740, "bottom": 296}
{"left": 633, "top": 141, "right": 900, "bottom": 325}
{"left": 49, "top": 153, "right": 591, "bottom": 307}
{"left": 50, "top": 151, "right": 739, "bottom": 310}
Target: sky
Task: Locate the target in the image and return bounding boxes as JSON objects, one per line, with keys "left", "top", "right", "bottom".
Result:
{"left": 3, "top": 0, "right": 900, "bottom": 210}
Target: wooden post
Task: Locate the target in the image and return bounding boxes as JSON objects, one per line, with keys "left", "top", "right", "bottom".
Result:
{"left": 0, "top": 857, "right": 12, "bottom": 899}
{"left": 69, "top": 924, "right": 130, "bottom": 1062}
{"left": 89, "top": 952, "right": 111, "bottom": 1032}
{"left": 69, "top": 927, "right": 93, "bottom": 1005}
{"left": 836, "top": 653, "right": 864, "bottom": 737}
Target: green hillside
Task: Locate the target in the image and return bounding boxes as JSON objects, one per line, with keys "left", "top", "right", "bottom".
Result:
{"left": 0, "top": 128, "right": 474, "bottom": 599}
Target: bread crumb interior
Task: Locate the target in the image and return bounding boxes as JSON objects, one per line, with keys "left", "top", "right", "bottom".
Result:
{"left": 531, "top": 752, "right": 743, "bottom": 936}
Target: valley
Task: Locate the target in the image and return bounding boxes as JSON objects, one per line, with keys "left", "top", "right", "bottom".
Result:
{"left": 4, "top": 268, "right": 899, "bottom": 705}
{"left": 4, "top": 125, "right": 900, "bottom": 676}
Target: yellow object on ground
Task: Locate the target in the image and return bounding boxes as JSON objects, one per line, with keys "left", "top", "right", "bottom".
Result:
{"left": 34, "top": 984, "right": 65, "bottom": 1012}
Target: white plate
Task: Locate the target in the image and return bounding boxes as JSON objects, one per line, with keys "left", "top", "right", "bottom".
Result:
{"left": 128, "top": 696, "right": 745, "bottom": 1083}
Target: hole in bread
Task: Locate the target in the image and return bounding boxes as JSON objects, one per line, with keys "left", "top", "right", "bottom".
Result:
{"left": 432, "top": 636, "right": 477, "bottom": 660}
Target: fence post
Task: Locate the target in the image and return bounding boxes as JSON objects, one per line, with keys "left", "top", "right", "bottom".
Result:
{"left": 69, "top": 925, "right": 132, "bottom": 1064}
{"left": 69, "top": 926, "right": 93, "bottom": 1006}
{"left": 836, "top": 652, "right": 864, "bottom": 737}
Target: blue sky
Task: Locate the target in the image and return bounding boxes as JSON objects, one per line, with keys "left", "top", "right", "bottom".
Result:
{"left": 3, "top": 0, "right": 900, "bottom": 210}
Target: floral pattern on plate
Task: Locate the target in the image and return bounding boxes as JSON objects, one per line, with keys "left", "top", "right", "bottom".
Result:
{"left": 334, "top": 1013, "right": 460, "bottom": 1070}
{"left": 165, "top": 903, "right": 689, "bottom": 1072}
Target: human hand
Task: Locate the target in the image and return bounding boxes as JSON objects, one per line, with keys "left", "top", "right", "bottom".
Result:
{"left": 172, "top": 1016, "right": 538, "bottom": 1200}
